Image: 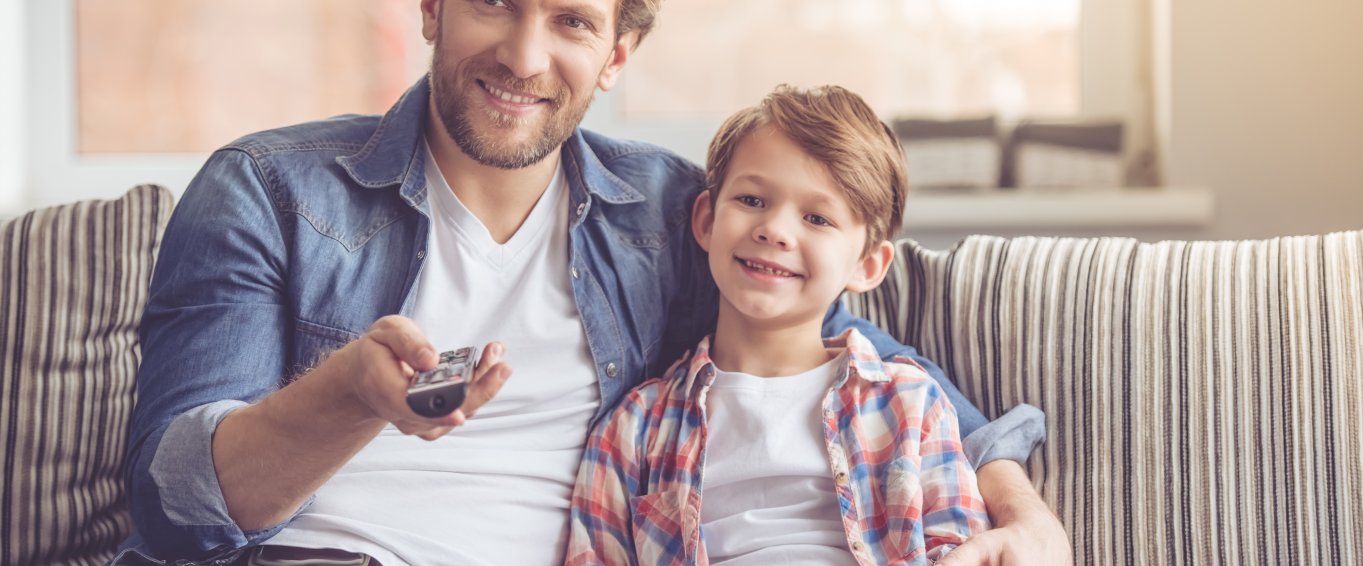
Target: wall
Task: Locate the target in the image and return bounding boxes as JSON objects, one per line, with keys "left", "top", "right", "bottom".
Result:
{"left": 1162, "top": 0, "right": 1363, "bottom": 242}
{"left": 0, "top": 0, "right": 22, "bottom": 214}
{"left": 907, "top": 0, "right": 1363, "bottom": 250}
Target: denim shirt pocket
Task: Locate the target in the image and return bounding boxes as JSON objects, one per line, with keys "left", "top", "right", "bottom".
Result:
{"left": 287, "top": 319, "right": 361, "bottom": 383}
{"left": 608, "top": 231, "right": 672, "bottom": 369}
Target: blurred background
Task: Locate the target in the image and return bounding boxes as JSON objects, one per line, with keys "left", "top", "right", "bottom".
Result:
{"left": 1, "top": 0, "right": 1360, "bottom": 248}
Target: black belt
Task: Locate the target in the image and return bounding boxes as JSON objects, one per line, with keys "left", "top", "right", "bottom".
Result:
{"left": 236, "top": 545, "right": 380, "bottom": 566}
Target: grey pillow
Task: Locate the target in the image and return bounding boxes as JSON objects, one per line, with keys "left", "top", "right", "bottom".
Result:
{"left": 0, "top": 185, "right": 173, "bottom": 565}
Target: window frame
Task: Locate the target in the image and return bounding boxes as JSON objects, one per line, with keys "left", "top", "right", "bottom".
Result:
{"left": 22, "top": 0, "right": 205, "bottom": 212}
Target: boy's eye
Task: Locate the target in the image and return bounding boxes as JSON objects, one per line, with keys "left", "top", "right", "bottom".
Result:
{"left": 805, "top": 213, "right": 833, "bottom": 227}
{"left": 736, "top": 195, "right": 764, "bottom": 208}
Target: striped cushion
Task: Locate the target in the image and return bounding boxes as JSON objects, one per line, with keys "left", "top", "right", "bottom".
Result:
{"left": 846, "top": 232, "right": 1363, "bottom": 565}
{"left": 0, "top": 185, "right": 173, "bottom": 565}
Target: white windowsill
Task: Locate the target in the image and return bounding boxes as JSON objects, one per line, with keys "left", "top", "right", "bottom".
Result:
{"left": 904, "top": 186, "right": 1214, "bottom": 230}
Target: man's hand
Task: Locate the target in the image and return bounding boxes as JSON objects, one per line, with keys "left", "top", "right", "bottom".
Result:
{"left": 345, "top": 315, "right": 513, "bottom": 440}
{"left": 217, "top": 315, "right": 513, "bottom": 530}
{"left": 939, "top": 460, "right": 1072, "bottom": 566}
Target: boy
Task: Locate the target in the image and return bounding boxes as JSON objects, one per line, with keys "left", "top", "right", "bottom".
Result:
{"left": 566, "top": 85, "right": 990, "bottom": 566}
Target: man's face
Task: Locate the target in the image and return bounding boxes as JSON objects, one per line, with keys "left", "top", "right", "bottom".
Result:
{"left": 423, "top": 0, "right": 634, "bottom": 169}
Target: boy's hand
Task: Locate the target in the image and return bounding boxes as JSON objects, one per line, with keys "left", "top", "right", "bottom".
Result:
{"left": 938, "top": 460, "right": 1072, "bottom": 566}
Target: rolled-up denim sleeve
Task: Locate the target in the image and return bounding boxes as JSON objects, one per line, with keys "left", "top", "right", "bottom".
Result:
{"left": 822, "top": 301, "right": 1046, "bottom": 468}
{"left": 126, "top": 149, "right": 303, "bottom": 558}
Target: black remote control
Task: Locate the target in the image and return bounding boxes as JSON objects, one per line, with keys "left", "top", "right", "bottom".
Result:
{"left": 406, "top": 346, "right": 480, "bottom": 418}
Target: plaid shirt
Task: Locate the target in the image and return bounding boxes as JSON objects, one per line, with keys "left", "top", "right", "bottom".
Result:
{"left": 568, "top": 328, "right": 990, "bottom": 566}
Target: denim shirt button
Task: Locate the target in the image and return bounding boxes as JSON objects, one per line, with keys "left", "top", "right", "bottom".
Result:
{"left": 416, "top": 249, "right": 426, "bottom": 260}
{"left": 575, "top": 202, "right": 586, "bottom": 217}
{"left": 571, "top": 266, "right": 580, "bottom": 279}
{"left": 605, "top": 362, "right": 619, "bottom": 377}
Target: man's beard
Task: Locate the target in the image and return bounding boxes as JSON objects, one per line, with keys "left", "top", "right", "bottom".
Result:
{"left": 431, "top": 48, "right": 594, "bottom": 170}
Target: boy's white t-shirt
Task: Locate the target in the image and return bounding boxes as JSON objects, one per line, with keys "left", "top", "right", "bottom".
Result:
{"left": 266, "top": 147, "right": 600, "bottom": 565}
{"left": 701, "top": 355, "right": 859, "bottom": 566}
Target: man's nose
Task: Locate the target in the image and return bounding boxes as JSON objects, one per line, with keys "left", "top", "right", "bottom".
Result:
{"left": 497, "top": 19, "right": 552, "bottom": 79}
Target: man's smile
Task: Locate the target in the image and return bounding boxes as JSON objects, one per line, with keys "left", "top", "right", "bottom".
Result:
{"left": 479, "top": 79, "right": 546, "bottom": 106}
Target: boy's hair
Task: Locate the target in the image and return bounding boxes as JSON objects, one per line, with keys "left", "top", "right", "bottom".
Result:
{"left": 704, "top": 85, "right": 908, "bottom": 254}
{"left": 619, "top": 0, "right": 662, "bottom": 47}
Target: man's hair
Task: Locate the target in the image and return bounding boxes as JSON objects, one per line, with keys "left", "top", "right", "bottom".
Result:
{"left": 704, "top": 85, "right": 908, "bottom": 254}
{"left": 618, "top": 0, "right": 663, "bottom": 47}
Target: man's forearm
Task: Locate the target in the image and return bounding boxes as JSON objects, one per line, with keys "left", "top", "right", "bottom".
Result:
{"left": 978, "top": 459, "right": 1074, "bottom": 564}
{"left": 939, "top": 460, "right": 1073, "bottom": 565}
{"left": 975, "top": 459, "right": 1049, "bottom": 524}
{"left": 213, "top": 351, "right": 386, "bottom": 531}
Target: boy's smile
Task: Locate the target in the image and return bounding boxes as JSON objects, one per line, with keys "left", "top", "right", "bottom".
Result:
{"left": 694, "top": 125, "right": 886, "bottom": 332}
{"left": 735, "top": 256, "right": 803, "bottom": 281}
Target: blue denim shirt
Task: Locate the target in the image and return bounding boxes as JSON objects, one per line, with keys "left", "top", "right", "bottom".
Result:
{"left": 118, "top": 77, "right": 1043, "bottom": 563}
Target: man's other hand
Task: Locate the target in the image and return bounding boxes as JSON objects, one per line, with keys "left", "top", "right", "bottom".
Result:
{"left": 939, "top": 460, "right": 1072, "bottom": 566}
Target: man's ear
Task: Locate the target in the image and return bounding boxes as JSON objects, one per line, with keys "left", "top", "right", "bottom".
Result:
{"left": 420, "top": 0, "right": 440, "bottom": 44}
{"left": 691, "top": 192, "right": 715, "bottom": 252}
{"left": 845, "top": 240, "right": 895, "bottom": 293}
{"left": 597, "top": 31, "right": 640, "bottom": 91}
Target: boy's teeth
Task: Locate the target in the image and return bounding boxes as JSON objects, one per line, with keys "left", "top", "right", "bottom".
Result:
{"left": 744, "top": 260, "right": 794, "bottom": 277}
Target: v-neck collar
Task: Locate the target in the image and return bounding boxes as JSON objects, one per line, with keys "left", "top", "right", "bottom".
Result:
{"left": 423, "top": 141, "right": 566, "bottom": 269}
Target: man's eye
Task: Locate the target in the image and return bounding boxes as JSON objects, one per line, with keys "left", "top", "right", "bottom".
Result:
{"left": 737, "top": 195, "right": 763, "bottom": 207}
{"left": 563, "top": 16, "right": 588, "bottom": 29}
{"left": 805, "top": 214, "right": 832, "bottom": 227}
{"left": 483, "top": 0, "right": 508, "bottom": 8}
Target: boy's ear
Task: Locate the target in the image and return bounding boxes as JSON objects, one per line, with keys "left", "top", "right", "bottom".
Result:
{"left": 691, "top": 192, "right": 715, "bottom": 252}
{"left": 845, "top": 240, "right": 895, "bottom": 293}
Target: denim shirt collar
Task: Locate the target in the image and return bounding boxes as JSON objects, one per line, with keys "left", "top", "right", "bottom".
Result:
{"left": 334, "top": 75, "right": 646, "bottom": 210}
{"left": 335, "top": 75, "right": 430, "bottom": 199}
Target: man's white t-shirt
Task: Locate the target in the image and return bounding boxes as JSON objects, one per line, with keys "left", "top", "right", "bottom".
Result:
{"left": 267, "top": 146, "right": 600, "bottom": 565}
{"left": 701, "top": 356, "right": 859, "bottom": 566}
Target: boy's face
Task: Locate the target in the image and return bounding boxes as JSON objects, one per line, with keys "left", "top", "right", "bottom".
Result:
{"left": 693, "top": 125, "right": 893, "bottom": 329}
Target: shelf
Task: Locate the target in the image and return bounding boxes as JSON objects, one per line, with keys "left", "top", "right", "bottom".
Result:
{"left": 903, "top": 187, "right": 1214, "bottom": 230}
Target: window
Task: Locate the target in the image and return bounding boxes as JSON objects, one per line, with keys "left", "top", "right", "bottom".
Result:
{"left": 620, "top": 0, "right": 1080, "bottom": 120}
{"left": 18, "top": 0, "right": 1146, "bottom": 210}
{"left": 76, "top": 0, "right": 427, "bottom": 154}
{"left": 586, "top": 0, "right": 1145, "bottom": 170}
{"left": 17, "top": 1, "right": 428, "bottom": 212}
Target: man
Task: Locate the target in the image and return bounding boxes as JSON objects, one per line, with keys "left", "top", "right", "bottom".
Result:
{"left": 117, "top": 0, "right": 1068, "bottom": 564}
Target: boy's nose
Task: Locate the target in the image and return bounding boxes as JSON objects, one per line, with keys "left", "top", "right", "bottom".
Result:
{"left": 753, "top": 221, "right": 794, "bottom": 249}
{"left": 497, "top": 20, "right": 552, "bottom": 78}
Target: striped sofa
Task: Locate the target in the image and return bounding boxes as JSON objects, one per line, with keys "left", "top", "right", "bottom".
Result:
{"left": 2, "top": 185, "right": 1360, "bottom": 564}
{"left": 846, "top": 234, "right": 1363, "bottom": 565}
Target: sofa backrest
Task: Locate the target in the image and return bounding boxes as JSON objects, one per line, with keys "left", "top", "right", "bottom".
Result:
{"left": 0, "top": 185, "right": 174, "bottom": 565}
{"left": 846, "top": 232, "right": 1363, "bottom": 565}
{"left": 5, "top": 184, "right": 1359, "bottom": 564}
